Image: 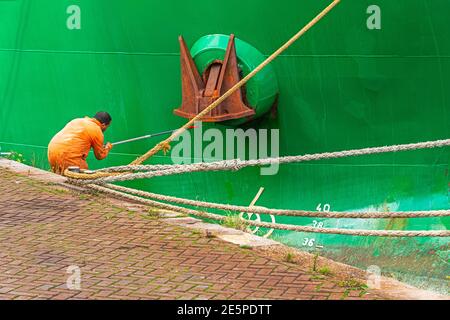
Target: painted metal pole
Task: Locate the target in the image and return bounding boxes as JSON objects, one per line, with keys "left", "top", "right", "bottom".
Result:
{"left": 112, "top": 127, "right": 196, "bottom": 146}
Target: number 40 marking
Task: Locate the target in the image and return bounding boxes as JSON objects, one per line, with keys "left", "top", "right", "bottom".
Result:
{"left": 316, "top": 203, "right": 331, "bottom": 212}
{"left": 313, "top": 203, "right": 330, "bottom": 228}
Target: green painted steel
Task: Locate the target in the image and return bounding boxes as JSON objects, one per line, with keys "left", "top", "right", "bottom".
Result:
{"left": 190, "top": 34, "right": 279, "bottom": 124}
{"left": 0, "top": 0, "right": 449, "bottom": 294}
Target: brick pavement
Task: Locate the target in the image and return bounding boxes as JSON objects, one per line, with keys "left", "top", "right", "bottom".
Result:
{"left": 0, "top": 168, "right": 390, "bottom": 300}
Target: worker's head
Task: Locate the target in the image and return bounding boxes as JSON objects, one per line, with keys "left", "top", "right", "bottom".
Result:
{"left": 94, "top": 112, "right": 112, "bottom": 132}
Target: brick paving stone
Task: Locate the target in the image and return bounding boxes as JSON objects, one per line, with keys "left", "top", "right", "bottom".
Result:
{"left": 0, "top": 169, "right": 391, "bottom": 300}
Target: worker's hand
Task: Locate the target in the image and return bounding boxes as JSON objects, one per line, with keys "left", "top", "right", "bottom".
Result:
{"left": 160, "top": 142, "right": 171, "bottom": 155}
{"left": 105, "top": 142, "right": 113, "bottom": 151}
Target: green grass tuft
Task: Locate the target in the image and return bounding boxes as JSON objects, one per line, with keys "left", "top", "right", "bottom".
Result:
{"left": 221, "top": 213, "right": 247, "bottom": 231}
{"left": 284, "top": 252, "right": 295, "bottom": 263}
{"left": 318, "top": 266, "right": 332, "bottom": 276}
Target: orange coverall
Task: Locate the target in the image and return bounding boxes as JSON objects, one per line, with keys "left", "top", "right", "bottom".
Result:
{"left": 48, "top": 117, "right": 111, "bottom": 174}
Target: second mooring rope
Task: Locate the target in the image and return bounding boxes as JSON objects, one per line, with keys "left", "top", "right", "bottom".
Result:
{"left": 103, "top": 183, "right": 450, "bottom": 219}
{"left": 89, "top": 184, "right": 450, "bottom": 237}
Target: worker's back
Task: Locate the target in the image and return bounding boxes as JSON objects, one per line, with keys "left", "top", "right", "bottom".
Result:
{"left": 48, "top": 117, "right": 108, "bottom": 174}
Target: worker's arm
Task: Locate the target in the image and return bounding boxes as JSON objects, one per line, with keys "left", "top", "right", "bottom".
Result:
{"left": 90, "top": 129, "right": 112, "bottom": 160}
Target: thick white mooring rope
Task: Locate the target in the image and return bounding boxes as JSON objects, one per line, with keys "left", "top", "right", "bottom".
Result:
{"left": 68, "top": 139, "right": 450, "bottom": 184}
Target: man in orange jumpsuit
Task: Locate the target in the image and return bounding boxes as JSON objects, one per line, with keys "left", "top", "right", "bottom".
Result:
{"left": 48, "top": 112, "right": 113, "bottom": 174}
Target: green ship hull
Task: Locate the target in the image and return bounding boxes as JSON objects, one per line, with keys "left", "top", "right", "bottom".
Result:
{"left": 1, "top": 0, "right": 448, "bottom": 294}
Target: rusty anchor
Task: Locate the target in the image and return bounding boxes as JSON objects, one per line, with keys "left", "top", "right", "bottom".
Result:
{"left": 173, "top": 34, "right": 255, "bottom": 122}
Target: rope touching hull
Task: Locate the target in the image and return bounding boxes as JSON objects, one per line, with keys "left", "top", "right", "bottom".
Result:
{"left": 88, "top": 184, "right": 450, "bottom": 237}
{"left": 103, "top": 183, "right": 450, "bottom": 219}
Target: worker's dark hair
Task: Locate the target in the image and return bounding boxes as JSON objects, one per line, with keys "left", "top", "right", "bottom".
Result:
{"left": 94, "top": 112, "right": 112, "bottom": 125}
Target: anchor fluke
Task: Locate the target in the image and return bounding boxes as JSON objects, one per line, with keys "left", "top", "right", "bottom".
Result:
{"left": 174, "top": 34, "right": 255, "bottom": 122}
